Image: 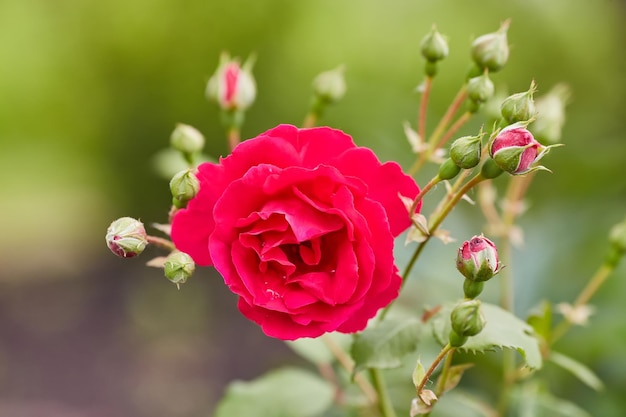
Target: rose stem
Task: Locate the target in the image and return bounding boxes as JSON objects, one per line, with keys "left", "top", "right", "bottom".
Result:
{"left": 227, "top": 127, "right": 240, "bottom": 151}
{"left": 418, "top": 76, "right": 433, "bottom": 144}
{"left": 320, "top": 335, "right": 378, "bottom": 404}
{"left": 417, "top": 343, "right": 454, "bottom": 394}
{"left": 302, "top": 111, "right": 318, "bottom": 128}
{"left": 409, "top": 85, "right": 468, "bottom": 176}
{"left": 369, "top": 368, "right": 397, "bottom": 417}
{"left": 146, "top": 235, "right": 176, "bottom": 251}
{"left": 550, "top": 262, "right": 616, "bottom": 344}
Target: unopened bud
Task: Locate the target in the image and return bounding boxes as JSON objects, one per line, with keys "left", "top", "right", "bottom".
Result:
{"left": 170, "top": 169, "right": 200, "bottom": 208}
{"left": 501, "top": 80, "right": 537, "bottom": 123}
{"left": 456, "top": 235, "right": 501, "bottom": 283}
{"left": 164, "top": 251, "right": 195, "bottom": 286}
{"left": 609, "top": 217, "right": 626, "bottom": 255}
{"left": 313, "top": 65, "right": 347, "bottom": 104}
{"left": 471, "top": 20, "right": 510, "bottom": 72}
{"left": 450, "top": 134, "right": 483, "bottom": 169}
{"left": 170, "top": 124, "right": 205, "bottom": 155}
{"left": 106, "top": 217, "right": 148, "bottom": 258}
{"left": 531, "top": 83, "right": 571, "bottom": 144}
{"left": 467, "top": 71, "right": 495, "bottom": 104}
{"left": 438, "top": 158, "right": 462, "bottom": 180}
{"left": 449, "top": 299, "right": 486, "bottom": 347}
{"left": 420, "top": 26, "right": 449, "bottom": 63}
{"left": 489, "top": 123, "right": 556, "bottom": 175}
{"left": 206, "top": 52, "right": 256, "bottom": 111}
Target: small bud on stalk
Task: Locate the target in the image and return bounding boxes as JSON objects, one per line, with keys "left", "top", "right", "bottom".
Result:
{"left": 449, "top": 299, "right": 486, "bottom": 347}
{"left": 531, "top": 83, "right": 571, "bottom": 144}
{"left": 501, "top": 80, "right": 537, "bottom": 123}
{"left": 450, "top": 134, "right": 483, "bottom": 169}
{"left": 206, "top": 52, "right": 257, "bottom": 112}
{"left": 467, "top": 72, "right": 495, "bottom": 104}
{"left": 106, "top": 217, "right": 148, "bottom": 258}
{"left": 313, "top": 66, "right": 347, "bottom": 104}
{"left": 607, "top": 217, "right": 626, "bottom": 267}
{"left": 489, "top": 124, "right": 557, "bottom": 175}
{"left": 456, "top": 235, "right": 501, "bottom": 283}
{"left": 170, "top": 124, "right": 205, "bottom": 156}
{"left": 164, "top": 251, "right": 195, "bottom": 287}
{"left": 170, "top": 169, "right": 200, "bottom": 208}
{"left": 471, "top": 20, "right": 510, "bottom": 72}
{"left": 420, "top": 26, "right": 449, "bottom": 63}
{"left": 438, "top": 158, "right": 462, "bottom": 180}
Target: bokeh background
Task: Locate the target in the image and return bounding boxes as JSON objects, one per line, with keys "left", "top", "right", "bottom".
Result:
{"left": 1, "top": 0, "right": 625, "bottom": 416}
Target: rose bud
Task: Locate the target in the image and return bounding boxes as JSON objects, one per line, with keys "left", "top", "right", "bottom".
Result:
{"left": 467, "top": 71, "right": 495, "bottom": 104}
{"left": 170, "top": 123, "right": 205, "bottom": 156}
{"left": 471, "top": 20, "right": 510, "bottom": 72}
{"left": 420, "top": 25, "right": 449, "bottom": 63}
{"left": 170, "top": 169, "right": 200, "bottom": 208}
{"left": 607, "top": 216, "right": 626, "bottom": 268}
{"left": 106, "top": 217, "right": 148, "bottom": 258}
{"left": 450, "top": 134, "right": 483, "bottom": 169}
{"left": 489, "top": 124, "right": 556, "bottom": 175}
{"left": 206, "top": 52, "right": 256, "bottom": 111}
{"left": 449, "top": 299, "right": 486, "bottom": 347}
{"left": 531, "top": 83, "right": 571, "bottom": 144}
{"left": 501, "top": 80, "right": 537, "bottom": 123}
{"left": 313, "top": 65, "right": 347, "bottom": 104}
{"left": 456, "top": 235, "right": 501, "bottom": 283}
{"left": 164, "top": 251, "right": 195, "bottom": 287}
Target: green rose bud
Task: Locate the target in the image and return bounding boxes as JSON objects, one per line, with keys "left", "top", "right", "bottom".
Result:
{"left": 420, "top": 25, "right": 449, "bottom": 63}
{"left": 170, "top": 123, "right": 205, "bottom": 155}
{"left": 170, "top": 169, "right": 200, "bottom": 208}
{"left": 164, "top": 251, "right": 195, "bottom": 287}
{"left": 106, "top": 217, "right": 148, "bottom": 258}
{"left": 501, "top": 80, "right": 537, "bottom": 124}
{"left": 449, "top": 299, "right": 486, "bottom": 347}
{"left": 450, "top": 134, "right": 483, "bottom": 169}
{"left": 313, "top": 65, "right": 347, "bottom": 104}
{"left": 467, "top": 72, "right": 495, "bottom": 104}
{"left": 471, "top": 20, "right": 510, "bottom": 72}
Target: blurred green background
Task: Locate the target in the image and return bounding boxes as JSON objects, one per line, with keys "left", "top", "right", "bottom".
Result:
{"left": 0, "top": 0, "right": 625, "bottom": 416}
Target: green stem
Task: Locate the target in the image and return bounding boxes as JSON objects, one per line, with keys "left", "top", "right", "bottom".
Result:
{"left": 146, "top": 235, "right": 176, "bottom": 252}
{"left": 418, "top": 76, "right": 433, "bottom": 143}
{"left": 370, "top": 368, "right": 397, "bottom": 417}
{"left": 417, "top": 344, "right": 453, "bottom": 393}
{"left": 435, "top": 348, "right": 456, "bottom": 396}
{"left": 408, "top": 85, "right": 468, "bottom": 176}
{"left": 432, "top": 111, "right": 472, "bottom": 153}
{"left": 410, "top": 175, "right": 442, "bottom": 219}
{"left": 550, "top": 262, "right": 615, "bottom": 344}
{"left": 303, "top": 111, "right": 318, "bottom": 128}
{"left": 227, "top": 127, "right": 240, "bottom": 151}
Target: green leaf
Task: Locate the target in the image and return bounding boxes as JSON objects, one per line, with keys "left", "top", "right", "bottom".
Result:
{"left": 412, "top": 357, "right": 426, "bottom": 388}
{"left": 548, "top": 351, "right": 604, "bottom": 391}
{"left": 214, "top": 367, "right": 334, "bottom": 417}
{"left": 431, "top": 302, "right": 543, "bottom": 370}
{"left": 511, "top": 381, "right": 592, "bottom": 417}
{"left": 527, "top": 300, "right": 552, "bottom": 341}
{"left": 351, "top": 318, "right": 422, "bottom": 374}
{"left": 285, "top": 332, "right": 352, "bottom": 365}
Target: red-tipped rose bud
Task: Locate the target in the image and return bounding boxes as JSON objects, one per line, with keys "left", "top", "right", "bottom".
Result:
{"left": 456, "top": 235, "right": 501, "bottom": 283}
{"left": 531, "top": 83, "right": 571, "bottom": 144}
{"left": 449, "top": 299, "right": 486, "bottom": 347}
{"left": 170, "top": 169, "right": 200, "bottom": 208}
{"left": 164, "top": 251, "right": 195, "bottom": 287}
{"left": 467, "top": 71, "right": 495, "bottom": 104}
{"left": 450, "top": 134, "right": 483, "bottom": 169}
{"left": 489, "top": 124, "right": 556, "bottom": 175}
{"left": 420, "top": 25, "right": 449, "bottom": 63}
{"left": 106, "top": 217, "right": 148, "bottom": 258}
{"left": 471, "top": 20, "right": 510, "bottom": 72}
{"left": 313, "top": 65, "right": 347, "bottom": 104}
{"left": 170, "top": 123, "right": 205, "bottom": 155}
{"left": 206, "top": 52, "right": 256, "bottom": 111}
{"left": 501, "top": 80, "right": 537, "bottom": 123}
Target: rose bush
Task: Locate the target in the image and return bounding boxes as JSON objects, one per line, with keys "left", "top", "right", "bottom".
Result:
{"left": 171, "top": 124, "right": 420, "bottom": 339}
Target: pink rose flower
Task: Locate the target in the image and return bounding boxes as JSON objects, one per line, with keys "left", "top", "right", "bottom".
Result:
{"left": 171, "top": 124, "right": 420, "bottom": 339}
{"left": 489, "top": 125, "right": 549, "bottom": 175}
